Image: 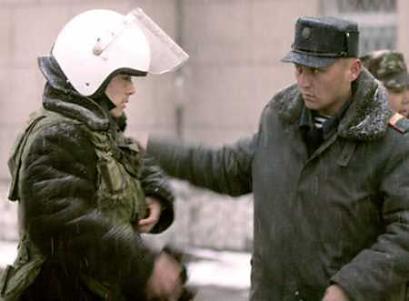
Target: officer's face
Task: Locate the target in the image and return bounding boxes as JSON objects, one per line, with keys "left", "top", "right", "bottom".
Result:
{"left": 295, "top": 58, "right": 361, "bottom": 116}
{"left": 105, "top": 74, "right": 136, "bottom": 118}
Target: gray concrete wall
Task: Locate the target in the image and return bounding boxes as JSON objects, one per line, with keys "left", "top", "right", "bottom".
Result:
{"left": 398, "top": 0, "right": 409, "bottom": 60}
{"left": 179, "top": 0, "right": 320, "bottom": 145}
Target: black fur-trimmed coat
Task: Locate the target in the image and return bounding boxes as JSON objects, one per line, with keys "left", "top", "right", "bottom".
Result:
{"left": 147, "top": 69, "right": 409, "bottom": 301}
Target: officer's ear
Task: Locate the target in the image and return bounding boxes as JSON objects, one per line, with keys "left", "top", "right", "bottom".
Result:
{"left": 348, "top": 58, "right": 361, "bottom": 82}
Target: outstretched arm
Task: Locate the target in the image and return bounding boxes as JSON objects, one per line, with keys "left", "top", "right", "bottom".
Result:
{"left": 147, "top": 135, "right": 257, "bottom": 196}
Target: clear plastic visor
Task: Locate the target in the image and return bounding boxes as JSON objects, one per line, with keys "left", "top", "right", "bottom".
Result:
{"left": 102, "top": 8, "right": 189, "bottom": 74}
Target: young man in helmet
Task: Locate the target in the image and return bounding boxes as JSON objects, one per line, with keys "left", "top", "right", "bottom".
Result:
{"left": 1, "top": 8, "right": 188, "bottom": 301}
{"left": 361, "top": 50, "right": 409, "bottom": 117}
{"left": 146, "top": 17, "right": 409, "bottom": 301}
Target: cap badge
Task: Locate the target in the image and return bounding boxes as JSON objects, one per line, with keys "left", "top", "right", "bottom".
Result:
{"left": 302, "top": 27, "right": 311, "bottom": 40}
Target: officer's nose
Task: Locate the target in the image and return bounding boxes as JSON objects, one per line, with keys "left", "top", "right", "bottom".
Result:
{"left": 297, "top": 70, "right": 312, "bottom": 89}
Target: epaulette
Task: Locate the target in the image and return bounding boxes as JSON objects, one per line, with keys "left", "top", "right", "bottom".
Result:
{"left": 388, "top": 113, "right": 409, "bottom": 134}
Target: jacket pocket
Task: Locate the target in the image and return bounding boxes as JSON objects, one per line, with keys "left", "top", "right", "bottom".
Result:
{"left": 0, "top": 265, "right": 14, "bottom": 299}
{"left": 0, "top": 238, "right": 45, "bottom": 301}
{"left": 99, "top": 158, "right": 126, "bottom": 194}
{"left": 0, "top": 257, "right": 45, "bottom": 301}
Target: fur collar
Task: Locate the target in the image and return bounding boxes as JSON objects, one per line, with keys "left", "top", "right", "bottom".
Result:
{"left": 272, "top": 68, "right": 392, "bottom": 141}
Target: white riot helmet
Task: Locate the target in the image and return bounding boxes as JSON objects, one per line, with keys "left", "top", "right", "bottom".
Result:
{"left": 52, "top": 8, "right": 189, "bottom": 96}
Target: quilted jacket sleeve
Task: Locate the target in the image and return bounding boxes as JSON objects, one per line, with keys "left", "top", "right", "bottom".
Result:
{"left": 140, "top": 154, "right": 175, "bottom": 233}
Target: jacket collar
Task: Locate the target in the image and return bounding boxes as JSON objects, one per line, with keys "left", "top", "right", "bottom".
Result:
{"left": 42, "top": 84, "right": 110, "bottom": 131}
{"left": 273, "top": 68, "right": 392, "bottom": 141}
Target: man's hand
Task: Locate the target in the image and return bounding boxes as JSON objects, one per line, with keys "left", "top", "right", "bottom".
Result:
{"left": 138, "top": 197, "right": 162, "bottom": 233}
{"left": 146, "top": 252, "right": 183, "bottom": 300}
{"left": 322, "top": 284, "right": 350, "bottom": 301}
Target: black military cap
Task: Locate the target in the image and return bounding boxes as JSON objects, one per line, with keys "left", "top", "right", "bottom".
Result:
{"left": 282, "top": 16, "right": 359, "bottom": 68}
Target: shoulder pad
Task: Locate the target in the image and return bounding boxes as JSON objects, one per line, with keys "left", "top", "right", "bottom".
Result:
{"left": 388, "top": 113, "right": 409, "bottom": 134}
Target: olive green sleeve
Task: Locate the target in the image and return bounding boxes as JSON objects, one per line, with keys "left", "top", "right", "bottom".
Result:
{"left": 140, "top": 154, "right": 175, "bottom": 233}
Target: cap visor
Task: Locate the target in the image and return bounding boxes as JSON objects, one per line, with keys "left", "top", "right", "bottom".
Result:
{"left": 281, "top": 51, "right": 337, "bottom": 68}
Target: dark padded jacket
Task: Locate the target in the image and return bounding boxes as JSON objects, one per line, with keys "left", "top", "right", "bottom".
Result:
{"left": 147, "top": 69, "right": 409, "bottom": 301}
{"left": 2, "top": 57, "right": 175, "bottom": 301}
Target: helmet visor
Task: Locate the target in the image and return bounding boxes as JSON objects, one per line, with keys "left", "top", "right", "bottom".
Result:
{"left": 128, "top": 8, "right": 189, "bottom": 74}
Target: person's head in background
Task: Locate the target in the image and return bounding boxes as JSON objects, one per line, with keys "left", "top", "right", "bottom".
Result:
{"left": 361, "top": 50, "right": 409, "bottom": 117}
